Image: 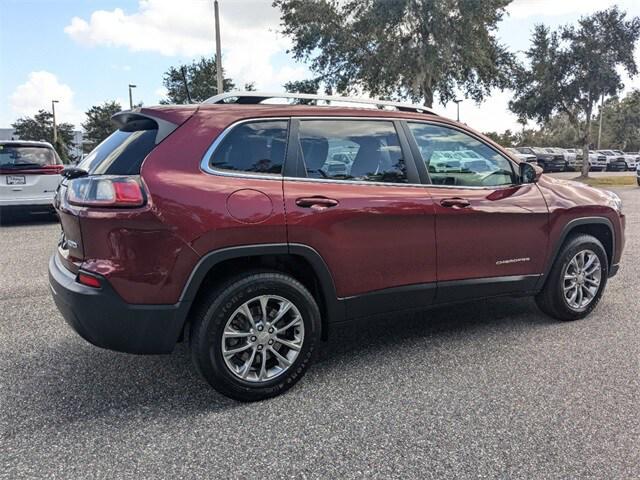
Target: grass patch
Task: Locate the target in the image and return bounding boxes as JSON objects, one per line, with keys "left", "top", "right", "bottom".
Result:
{"left": 571, "top": 175, "right": 637, "bottom": 187}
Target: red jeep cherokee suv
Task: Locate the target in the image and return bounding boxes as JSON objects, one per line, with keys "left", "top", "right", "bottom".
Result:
{"left": 49, "top": 92, "right": 625, "bottom": 401}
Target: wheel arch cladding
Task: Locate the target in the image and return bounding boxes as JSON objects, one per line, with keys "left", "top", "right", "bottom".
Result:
{"left": 539, "top": 217, "right": 615, "bottom": 290}
{"left": 179, "top": 243, "right": 344, "bottom": 341}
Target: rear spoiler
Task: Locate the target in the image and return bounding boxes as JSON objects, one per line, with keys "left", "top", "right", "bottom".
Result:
{"left": 111, "top": 111, "right": 179, "bottom": 145}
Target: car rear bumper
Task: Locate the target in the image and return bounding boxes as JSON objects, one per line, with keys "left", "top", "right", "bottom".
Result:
{"left": 48, "top": 254, "right": 185, "bottom": 354}
{"left": 0, "top": 195, "right": 55, "bottom": 206}
{"left": 0, "top": 203, "right": 55, "bottom": 215}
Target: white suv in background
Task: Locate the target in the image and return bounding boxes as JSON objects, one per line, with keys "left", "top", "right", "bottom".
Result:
{"left": 612, "top": 150, "right": 639, "bottom": 170}
{"left": 506, "top": 147, "right": 536, "bottom": 163}
{"left": 597, "top": 150, "right": 628, "bottom": 171}
{"left": 0, "top": 141, "right": 63, "bottom": 217}
{"left": 548, "top": 147, "right": 576, "bottom": 166}
{"left": 565, "top": 149, "right": 606, "bottom": 171}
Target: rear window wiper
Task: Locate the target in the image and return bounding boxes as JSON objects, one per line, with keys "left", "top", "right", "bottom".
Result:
{"left": 61, "top": 166, "right": 89, "bottom": 179}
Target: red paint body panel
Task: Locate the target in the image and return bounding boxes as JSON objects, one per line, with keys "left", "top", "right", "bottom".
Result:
{"left": 284, "top": 180, "right": 437, "bottom": 298}
{"left": 535, "top": 175, "right": 625, "bottom": 266}
{"left": 140, "top": 111, "right": 288, "bottom": 257}
{"left": 53, "top": 104, "right": 626, "bottom": 309}
{"left": 429, "top": 184, "right": 549, "bottom": 281}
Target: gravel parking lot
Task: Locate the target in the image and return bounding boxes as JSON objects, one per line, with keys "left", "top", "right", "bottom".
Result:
{"left": 1, "top": 186, "right": 638, "bottom": 479}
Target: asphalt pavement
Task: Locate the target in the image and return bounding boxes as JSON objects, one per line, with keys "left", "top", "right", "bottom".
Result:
{"left": 1, "top": 186, "right": 638, "bottom": 479}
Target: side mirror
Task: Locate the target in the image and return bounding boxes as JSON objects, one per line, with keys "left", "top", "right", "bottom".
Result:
{"left": 520, "top": 162, "right": 542, "bottom": 184}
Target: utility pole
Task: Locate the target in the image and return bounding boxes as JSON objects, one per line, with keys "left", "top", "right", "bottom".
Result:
{"left": 453, "top": 99, "right": 463, "bottom": 122}
{"left": 51, "top": 100, "right": 59, "bottom": 145}
{"left": 597, "top": 93, "right": 604, "bottom": 149}
{"left": 128, "top": 84, "right": 137, "bottom": 109}
{"left": 214, "top": 0, "right": 224, "bottom": 94}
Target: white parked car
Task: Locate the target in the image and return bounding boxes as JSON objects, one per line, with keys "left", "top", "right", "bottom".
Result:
{"left": 506, "top": 147, "right": 536, "bottom": 163}
{"left": 597, "top": 150, "right": 628, "bottom": 171}
{"left": 552, "top": 147, "right": 576, "bottom": 166}
{"left": 637, "top": 161, "right": 640, "bottom": 186}
{"left": 612, "top": 150, "right": 639, "bottom": 170}
{"left": 0, "top": 141, "right": 63, "bottom": 216}
{"left": 565, "top": 149, "right": 607, "bottom": 171}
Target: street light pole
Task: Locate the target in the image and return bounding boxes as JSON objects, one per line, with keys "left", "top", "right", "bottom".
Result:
{"left": 214, "top": 0, "right": 224, "bottom": 94}
{"left": 453, "top": 99, "right": 463, "bottom": 122}
{"left": 597, "top": 93, "right": 604, "bottom": 149}
{"left": 51, "top": 100, "right": 59, "bottom": 145}
{"left": 128, "top": 84, "right": 137, "bottom": 109}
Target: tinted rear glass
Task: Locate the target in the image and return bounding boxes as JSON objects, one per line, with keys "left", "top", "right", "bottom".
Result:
{"left": 209, "top": 120, "right": 288, "bottom": 175}
{"left": 78, "top": 129, "right": 158, "bottom": 175}
{"left": 0, "top": 145, "right": 58, "bottom": 168}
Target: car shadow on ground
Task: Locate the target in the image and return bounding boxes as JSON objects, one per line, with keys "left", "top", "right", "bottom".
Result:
{"left": 7, "top": 296, "right": 557, "bottom": 427}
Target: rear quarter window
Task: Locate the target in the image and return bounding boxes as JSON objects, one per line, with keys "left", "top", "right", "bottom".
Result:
{"left": 209, "top": 120, "right": 288, "bottom": 175}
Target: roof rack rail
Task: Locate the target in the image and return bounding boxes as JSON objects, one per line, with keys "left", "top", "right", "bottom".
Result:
{"left": 203, "top": 91, "right": 437, "bottom": 115}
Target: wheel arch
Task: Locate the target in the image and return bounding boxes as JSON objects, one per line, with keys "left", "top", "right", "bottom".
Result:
{"left": 539, "top": 216, "right": 615, "bottom": 289}
{"left": 177, "top": 244, "right": 343, "bottom": 341}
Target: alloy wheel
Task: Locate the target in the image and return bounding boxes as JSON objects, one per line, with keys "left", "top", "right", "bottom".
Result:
{"left": 221, "top": 295, "right": 304, "bottom": 382}
{"left": 563, "top": 249, "right": 602, "bottom": 310}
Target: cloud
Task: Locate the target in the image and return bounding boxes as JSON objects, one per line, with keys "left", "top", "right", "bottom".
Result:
{"left": 434, "top": 90, "right": 523, "bottom": 133}
{"left": 507, "top": 0, "right": 617, "bottom": 18}
{"left": 9, "top": 71, "right": 84, "bottom": 128}
{"left": 154, "top": 86, "right": 168, "bottom": 102}
{"left": 64, "top": 0, "right": 310, "bottom": 90}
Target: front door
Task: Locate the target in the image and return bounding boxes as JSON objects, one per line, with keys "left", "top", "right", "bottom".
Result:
{"left": 405, "top": 121, "right": 549, "bottom": 302}
{"left": 283, "top": 118, "right": 437, "bottom": 318}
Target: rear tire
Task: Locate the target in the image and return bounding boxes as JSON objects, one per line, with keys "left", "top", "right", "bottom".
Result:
{"left": 536, "top": 234, "right": 608, "bottom": 321}
{"left": 190, "top": 271, "right": 321, "bottom": 402}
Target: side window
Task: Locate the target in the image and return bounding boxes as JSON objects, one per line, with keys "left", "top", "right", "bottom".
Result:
{"left": 297, "top": 120, "right": 407, "bottom": 183}
{"left": 210, "top": 120, "right": 288, "bottom": 174}
{"left": 408, "top": 123, "right": 515, "bottom": 187}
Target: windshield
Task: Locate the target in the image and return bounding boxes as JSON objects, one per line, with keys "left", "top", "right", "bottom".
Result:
{"left": 0, "top": 145, "right": 58, "bottom": 168}
{"left": 77, "top": 128, "right": 158, "bottom": 175}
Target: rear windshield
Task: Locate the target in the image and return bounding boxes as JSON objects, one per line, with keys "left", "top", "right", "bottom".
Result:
{"left": 0, "top": 145, "right": 59, "bottom": 168}
{"left": 78, "top": 128, "right": 158, "bottom": 175}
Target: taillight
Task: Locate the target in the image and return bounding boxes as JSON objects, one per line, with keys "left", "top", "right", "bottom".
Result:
{"left": 67, "top": 175, "right": 146, "bottom": 207}
{"left": 77, "top": 272, "right": 101, "bottom": 288}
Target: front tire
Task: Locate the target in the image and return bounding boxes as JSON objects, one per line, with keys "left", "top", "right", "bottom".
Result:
{"left": 190, "top": 271, "right": 321, "bottom": 401}
{"left": 536, "top": 234, "right": 608, "bottom": 321}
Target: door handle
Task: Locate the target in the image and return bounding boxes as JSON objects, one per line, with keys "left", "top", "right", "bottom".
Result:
{"left": 440, "top": 197, "right": 471, "bottom": 209}
{"left": 295, "top": 197, "right": 339, "bottom": 210}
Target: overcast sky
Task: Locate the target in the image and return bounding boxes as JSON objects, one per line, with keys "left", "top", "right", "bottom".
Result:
{"left": 2, "top": 0, "right": 640, "bottom": 132}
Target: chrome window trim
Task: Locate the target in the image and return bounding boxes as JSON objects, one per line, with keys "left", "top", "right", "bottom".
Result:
{"left": 200, "top": 116, "right": 520, "bottom": 191}
{"left": 201, "top": 116, "right": 419, "bottom": 186}
{"left": 405, "top": 119, "right": 521, "bottom": 189}
{"left": 200, "top": 117, "right": 290, "bottom": 180}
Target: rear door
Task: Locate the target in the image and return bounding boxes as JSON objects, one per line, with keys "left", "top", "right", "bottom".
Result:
{"left": 404, "top": 121, "right": 549, "bottom": 302}
{"left": 283, "top": 117, "right": 437, "bottom": 318}
{"left": 0, "top": 143, "right": 62, "bottom": 207}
